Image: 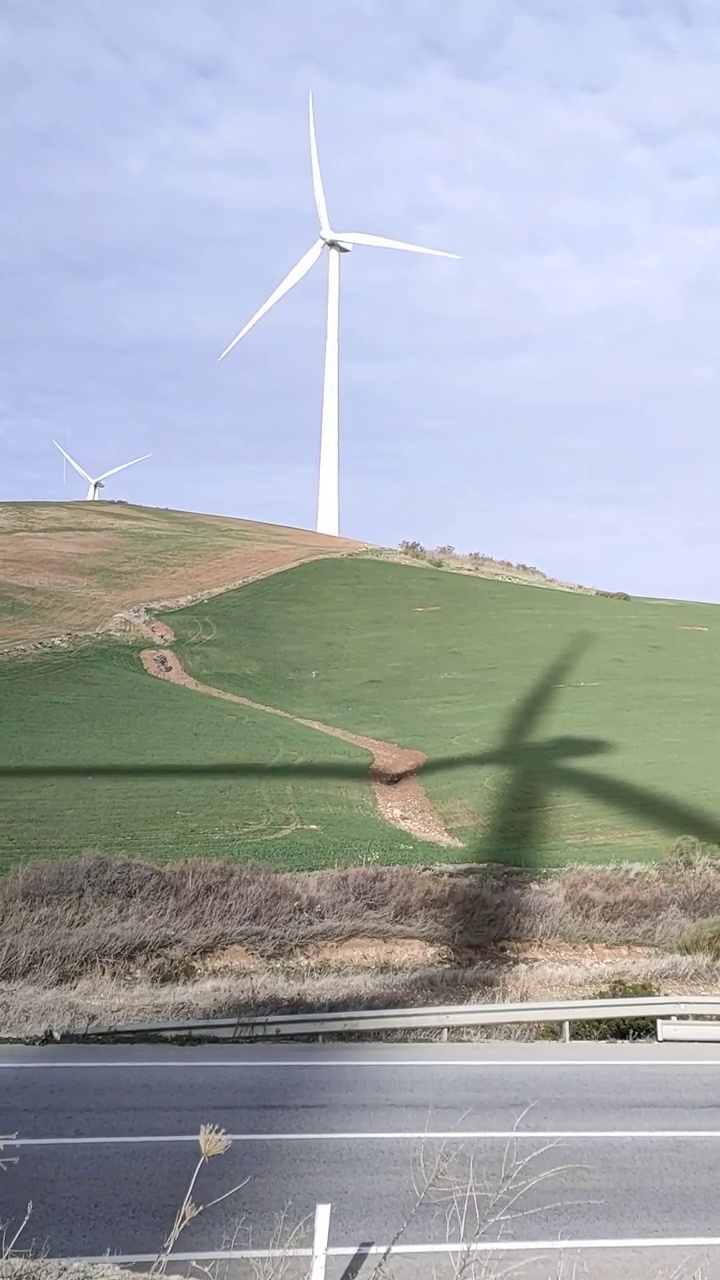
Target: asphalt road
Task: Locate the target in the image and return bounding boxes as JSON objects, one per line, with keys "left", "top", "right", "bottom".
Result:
{"left": 4, "top": 1042, "right": 720, "bottom": 1277}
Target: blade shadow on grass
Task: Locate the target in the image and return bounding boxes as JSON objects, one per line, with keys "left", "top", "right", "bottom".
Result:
{"left": 3, "top": 630, "right": 720, "bottom": 858}
{"left": 466, "top": 633, "right": 592, "bottom": 866}
{"left": 5, "top": 634, "right": 720, "bottom": 979}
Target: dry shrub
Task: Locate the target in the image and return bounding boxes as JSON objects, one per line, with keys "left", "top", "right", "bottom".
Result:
{"left": 550, "top": 862, "right": 720, "bottom": 944}
{"left": 5, "top": 851, "right": 720, "bottom": 991}
{"left": 3, "top": 952, "right": 720, "bottom": 1040}
{"left": 558, "top": 976, "right": 660, "bottom": 1042}
{"left": 663, "top": 834, "right": 720, "bottom": 873}
{"left": 0, "top": 855, "right": 525, "bottom": 984}
{"left": 677, "top": 916, "right": 720, "bottom": 959}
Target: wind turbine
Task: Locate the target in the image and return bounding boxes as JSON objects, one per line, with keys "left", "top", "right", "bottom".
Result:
{"left": 219, "top": 92, "right": 460, "bottom": 538}
{"left": 52, "top": 440, "right": 151, "bottom": 501}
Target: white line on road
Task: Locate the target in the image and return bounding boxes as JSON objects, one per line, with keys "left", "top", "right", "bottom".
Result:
{"left": 53, "top": 1237, "right": 720, "bottom": 1262}
{"left": 12, "top": 1129, "right": 720, "bottom": 1147}
{"left": 2, "top": 1056, "right": 720, "bottom": 1069}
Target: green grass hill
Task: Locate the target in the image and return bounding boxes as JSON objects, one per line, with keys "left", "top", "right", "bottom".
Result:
{"left": 2, "top": 502, "right": 720, "bottom": 872}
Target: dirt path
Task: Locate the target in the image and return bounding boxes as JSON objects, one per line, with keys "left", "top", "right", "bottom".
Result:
{"left": 138, "top": 639, "right": 462, "bottom": 848}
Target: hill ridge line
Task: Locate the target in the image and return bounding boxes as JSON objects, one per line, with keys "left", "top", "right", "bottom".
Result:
{"left": 136, "top": 549, "right": 362, "bottom": 613}
{"left": 0, "top": 548, "right": 359, "bottom": 660}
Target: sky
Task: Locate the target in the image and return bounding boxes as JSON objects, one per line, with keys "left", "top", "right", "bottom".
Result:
{"left": 1, "top": 0, "right": 718, "bottom": 601}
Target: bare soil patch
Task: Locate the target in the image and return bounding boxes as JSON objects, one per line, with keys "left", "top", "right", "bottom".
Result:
{"left": 112, "top": 609, "right": 176, "bottom": 645}
{"left": 499, "top": 940, "right": 656, "bottom": 965}
{"left": 195, "top": 936, "right": 657, "bottom": 975}
{"left": 139, "top": 645, "right": 462, "bottom": 847}
{"left": 198, "top": 943, "right": 259, "bottom": 973}
{"left": 135, "top": 546, "right": 357, "bottom": 612}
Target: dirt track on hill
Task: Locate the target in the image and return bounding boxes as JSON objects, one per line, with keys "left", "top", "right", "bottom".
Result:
{"left": 138, "top": 641, "right": 462, "bottom": 848}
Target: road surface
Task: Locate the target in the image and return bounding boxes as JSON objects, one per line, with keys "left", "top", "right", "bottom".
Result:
{"left": 3, "top": 1042, "right": 720, "bottom": 1277}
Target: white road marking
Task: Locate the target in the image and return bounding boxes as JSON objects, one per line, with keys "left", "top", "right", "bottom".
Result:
{"left": 53, "top": 1238, "right": 720, "bottom": 1262}
{"left": 11, "top": 1129, "right": 720, "bottom": 1147}
{"left": 2, "top": 1056, "right": 720, "bottom": 1069}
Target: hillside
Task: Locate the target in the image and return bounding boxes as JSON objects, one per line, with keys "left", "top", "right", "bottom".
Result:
{"left": 164, "top": 557, "right": 720, "bottom": 863}
{"left": 0, "top": 641, "right": 408, "bottom": 874}
{"left": 0, "top": 502, "right": 607, "bottom": 654}
{"left": 0, "top": 501, "right": 361, "bottom": 650}
{"left": 2, "top": 502, "right": 720, "bottom": 872}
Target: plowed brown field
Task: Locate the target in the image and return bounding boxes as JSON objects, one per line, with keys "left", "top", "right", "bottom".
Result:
{"left": 0, "top": 501, "right": 363, "bottom": 648}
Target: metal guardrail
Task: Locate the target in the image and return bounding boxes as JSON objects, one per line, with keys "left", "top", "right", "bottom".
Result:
{"left": 79, "top": 995, "right": 720, "bottom": 1043}
{"left": 658, "top": 1018, "right": 720, "bottom": 1043}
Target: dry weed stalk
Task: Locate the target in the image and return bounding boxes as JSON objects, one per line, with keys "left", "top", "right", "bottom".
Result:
{"left": 0, "top": 1205, "right": 32, "bottom": 1263}
{"left": 189, "top": 1204, "right": 313, "bottom": 1280}
{"left": 151, "top": 1125, "right": 248, "bottom": 1277}
{"left": 368, "top": 1108, "right": 589, "bottom": 1280}
{"left": 0, "top": 1138, "right": 32, "bottom": 1276}
{"left": 662, "top": 1267, "right": 708, "bottom": 1280}
{"left": 246, "top": 1205, "right": 313, "bottom": 1280}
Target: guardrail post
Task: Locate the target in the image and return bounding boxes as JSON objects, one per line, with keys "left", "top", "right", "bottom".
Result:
{"left": 311, "top": 1202, "right": 331, "bottom": 1280}
{"left": 561, "top": 1020, "right": 570, "bottom": 1043}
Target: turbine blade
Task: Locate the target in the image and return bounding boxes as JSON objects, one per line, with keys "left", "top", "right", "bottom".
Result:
{"left": 52, "top": 440, "right": 92, "bottom": 484}
{"left": 336, "top": 231, "right": 460, "bottom": 259}
{"left": 96, "top": 454, "right": 152, "bottom": 482}
{"left": 308, "top": 92, "right": 331, "bottom": 237}
{"left": 218, "top": 239, "right": 325, "bottom": 361}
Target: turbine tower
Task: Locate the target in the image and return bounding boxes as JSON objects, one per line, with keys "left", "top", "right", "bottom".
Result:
{"left": 219, "top": 92, "right": 459, "bottom": 538}
{"left": 52, "top": 440, "right": 151, "bottom": 501}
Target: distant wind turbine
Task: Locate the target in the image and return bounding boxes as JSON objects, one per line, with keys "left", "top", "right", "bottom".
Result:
{"left": 219, "top": 91, "right": 460, "bottom": 538}
{"left": 52, "top": 440, "right": 151, "bottom": 501}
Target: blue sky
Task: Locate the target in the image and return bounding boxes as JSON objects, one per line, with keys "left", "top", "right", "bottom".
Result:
{"left": 1, "top": 0, "right": 718, "bottom": 601}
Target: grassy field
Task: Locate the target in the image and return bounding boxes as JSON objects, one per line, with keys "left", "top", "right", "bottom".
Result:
{"left": 0, "top": 641, "right": 425, "bottom": 873}
{"left": 166, "top": 556, "right": 720, "bottom": 864}
{"left": 0, "top": 501, "right": 360, "bottom": 647}
{"left": 4, "top": 504, "right": 720, "bottom": 870}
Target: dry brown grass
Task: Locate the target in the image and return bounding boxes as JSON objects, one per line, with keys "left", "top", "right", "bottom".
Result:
{"left": 0, "top": 502, "right": 363, "bottom": 650}
{"left": 3, "top": 853, "right": 720, "bottom": 1038}
{"left": 4, "top": 853, "right": 720, "bottom": 987}
{"left": 386, "top": 542, "right": 601, "bottom": 595}
{"left": 4, "top": 952, "right": 719, "bottom": 1041}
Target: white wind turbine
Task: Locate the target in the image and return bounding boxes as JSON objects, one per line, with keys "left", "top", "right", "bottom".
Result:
{"left": 52, "top": 440, "right": 151, "bottom": 501}
{"left": 219, "top": 92, "right": 459, "bottom": 538}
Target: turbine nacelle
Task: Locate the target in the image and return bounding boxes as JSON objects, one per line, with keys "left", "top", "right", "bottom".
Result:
{"left": 324, "top": 238, "right": 353, "bottom": 254}
{"left": 52, "top": 440, "right": 151, "bottom": 502}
